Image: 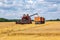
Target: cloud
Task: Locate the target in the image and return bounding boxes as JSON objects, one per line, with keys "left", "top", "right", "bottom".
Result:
{"left": 45, "top": 0, "right": 60, "bottom": 4}
{"left": 0, "top": 0, "right": 60, "bottom": 20}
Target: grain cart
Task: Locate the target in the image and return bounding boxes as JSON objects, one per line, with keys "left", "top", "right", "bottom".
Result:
{"left": 34, "top": 16, "right": 45, "bottom": 24}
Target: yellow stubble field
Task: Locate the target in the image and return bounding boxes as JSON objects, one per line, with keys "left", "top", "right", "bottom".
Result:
{"left": 0, "top": 21, "right": 60, "bottom": 40}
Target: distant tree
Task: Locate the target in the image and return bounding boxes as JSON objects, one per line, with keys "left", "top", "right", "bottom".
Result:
{"left": 56, "top": 18, "right": 60, "bottom": 21}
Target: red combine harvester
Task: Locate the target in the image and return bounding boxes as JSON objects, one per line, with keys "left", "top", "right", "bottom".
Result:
{"left": 16, "top": 13, "right": 45, "bottom": 24}
{"left": 16, "top": 13, "right": 38, "bottom": 24}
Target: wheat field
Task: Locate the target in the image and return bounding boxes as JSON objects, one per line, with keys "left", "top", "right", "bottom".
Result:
{"left": 0, "top": 21, "right": 60, "bottom": 40}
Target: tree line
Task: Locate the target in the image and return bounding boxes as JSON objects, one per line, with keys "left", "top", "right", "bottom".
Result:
{"left": 0, "top": 18, "right": 18, "bottom": 22}
{"left": 0, "top": 18, "right": 60, "bottom": 22}
{"left": 47, "top": 19, "right": 60, "bottom": 21}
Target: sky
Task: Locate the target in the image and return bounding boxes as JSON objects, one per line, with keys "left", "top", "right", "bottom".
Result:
{"left": 0, "top": 0, "right": 60, "bottom": 20}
